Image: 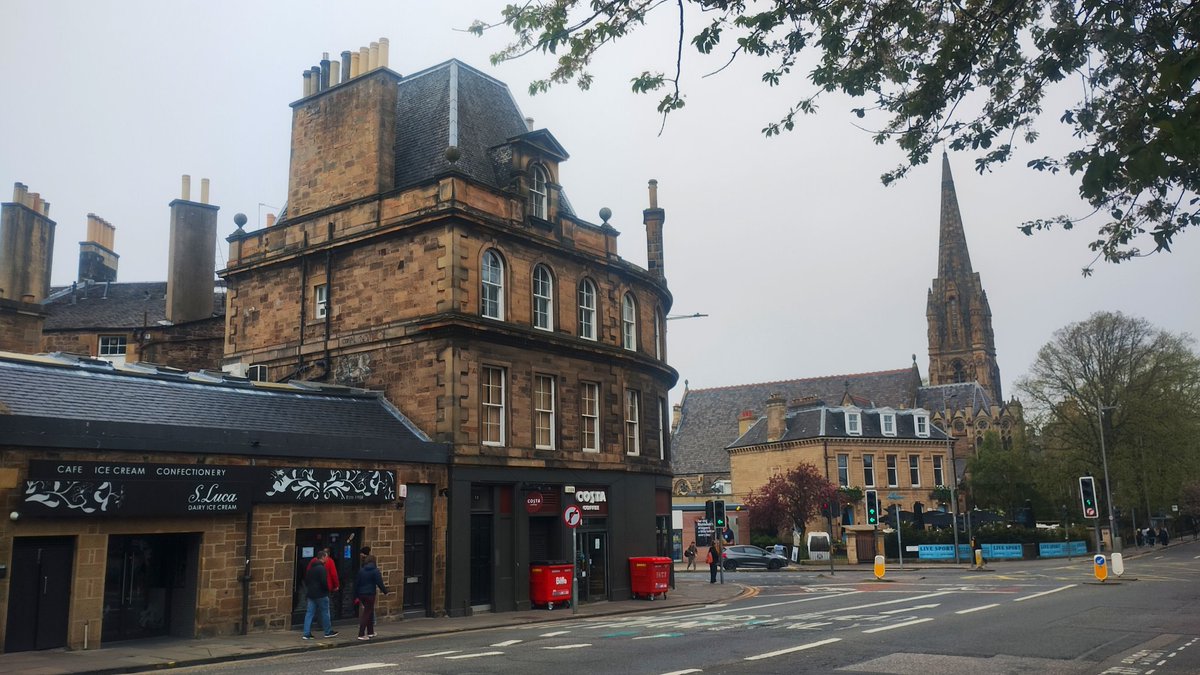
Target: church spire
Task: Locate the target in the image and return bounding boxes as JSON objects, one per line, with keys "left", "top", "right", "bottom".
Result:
{"left": 938, "top": 152, "right": 974, "bottom": 280}
{"left": 927, "top": 153, "right": 1003, "bottom": 404}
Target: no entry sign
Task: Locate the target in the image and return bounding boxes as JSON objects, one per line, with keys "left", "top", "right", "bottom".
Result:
{"left": 563, "top": 505, "right": 582, "bottom": 528}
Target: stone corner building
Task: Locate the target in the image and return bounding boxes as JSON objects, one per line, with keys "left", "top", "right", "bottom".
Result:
{"left": 221, "top": 54, "right": 677, "bottom": 616}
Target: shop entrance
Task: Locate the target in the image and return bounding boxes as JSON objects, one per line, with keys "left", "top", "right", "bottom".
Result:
{"left": 102, "top": 534, "right": 197, "bottom": 643}
{"left": 5, "top": 537, "right": 74, "bottom": 652}
{"left": 468, "top": 514, "right": 493, "bottom": 609}
{"left": 575, "top": 530, "right": 608, "bottom": 602}
{"left": 403, "top": 524, "right": 429, "bottom": 617}
{"left": 292, "top": 528, "right": 362, "bottom": 627}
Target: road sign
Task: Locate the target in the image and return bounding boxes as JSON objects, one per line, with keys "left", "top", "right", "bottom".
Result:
{"left": 1093, "top": 554, "right": 1108, "bottom": 582}
{"left": 563, "top": 505, "right": 582, "bottom": 528}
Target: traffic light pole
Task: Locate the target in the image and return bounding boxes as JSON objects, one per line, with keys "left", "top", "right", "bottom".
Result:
{"left": 1097, "top": 399, "right": 1120, "bottom": 552}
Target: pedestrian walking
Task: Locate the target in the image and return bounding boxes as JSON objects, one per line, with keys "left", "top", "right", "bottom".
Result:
{"left": 707, "top": 540, "right": 721, "bottom": 583}
{"left": 1158, "top": 527, "right": 1169, "bottom": 546}
{"left": 302, "top": 550, "right": 338, "bottom": 640}
{"left": 306, "top": 546, "right": 341, "bottom": 594}
{"left": 354, "top": 552, "right": 389, "bottom": 640}
{"left": 1146, "top": 527, "right": 1156, "bottom": 546}
{"left": 684, "top": 542, "right": 697, "bottom": 571}
{"left": 1135, "top": 528, "right": 1144, "bottom": 547}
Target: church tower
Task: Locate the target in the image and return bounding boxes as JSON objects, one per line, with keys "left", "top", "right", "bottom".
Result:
{"left": 926, "top": 153, "right": 1003, "bottom": 403}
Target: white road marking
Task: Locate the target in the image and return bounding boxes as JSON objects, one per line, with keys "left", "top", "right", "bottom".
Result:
{"left": 540, "top": 630, "right": 570, "bottom": 637}
{"left": 325, "top": 665, "right": 400, "bottom": 672}
{"left": 633, "top": 633, "right": 678, "bottom": 640}
{"left": 414, "top": 651, "right": 459, "bottom": 658}
{"left": 745, "top": 637, "right": 841, "bottom": 661}
{"left": 1014, "top": 584, "right": 1077, "bottom": 602}
{"left": 824, "top": 591, "right": 953, "bottom": 614}
{"left": 786, "top": 621, "right": 832, "bottom": 629}
{"left": 862, "top": 617, "right": 935, "bottom": 634}
{"left": 445, "top": 651, "right": 505, "bottom": 660}
{"left": 956, "top": 603, "right": 1000, "bottom": 614}
{"left": 667, "top": 592, "right": 863, "bottom": 620}
{"left": 544, "top": 643, "right": 591, "bottom": 650}
{"left": 880, "top": 603, "right": 940, "bottom": 614}
{"left": 491, "top": 639, "right": 522, "bottom": 647}
{"left": 660, "top": 670, "right": 703, "bottom": 675}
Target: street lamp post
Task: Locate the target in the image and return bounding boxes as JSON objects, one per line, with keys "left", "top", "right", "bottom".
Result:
{"left": 1097, "top": 399, "right": 1120, "bottom": 552}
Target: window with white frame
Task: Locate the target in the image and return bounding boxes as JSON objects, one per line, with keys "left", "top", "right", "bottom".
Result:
{"left": 481, "top": 250, "right": 504, "bottom": 319}
{"left": 529, "top": 164, "right": 549, "bottom": 219}
{"left": 98, "top": 335, "right": 127, "bottom": 357}
{"left": 933, "top": 455, "right": 944, "bottom": 486}
{"left": 862, "top": 454, "right": 875, "bottom": 487}
{"left": 881, "top": 412, "right": 896, "bottom": 436}
{"left": 909, "top": 455, "right": 921, "bottom": 486}
{"left": 577, "top": 279, "right": 597, "bottom": 340}
{"left": 247, "top": 364, "right": 269, "bottom": 382}
{"left": 481, "top": 366, "right": 506, "bottom": 446}
{"left": 886, "top": 455, "right": 898, "bottom": 487}
{"left": 654, "top": 310, "right": 663, "bottom": 359}
{"left": 581, "top": 381, "right": 600, "bottom": 452}
{"left": 915, "top": 413, "right": 930, "bottom": 437}
{"left": 837, "top": 454, "right": 849, "bottom": 487}
{"left": 532, "top": 264, "right": 553, "bottom": 331}
{"left": 846, "top": 410, "right": 862, "bottom": 436}
{"left": 314, "top": 284, "right": 329, "bottom": 319}
{"left": 621, "top": 293, "right": 637, "bottom": 350}
{"left": 624, "top": 389, "right": 640, "bottom": 455}
{"left": 534, "top": 374, "right": 555, "bottom": 449}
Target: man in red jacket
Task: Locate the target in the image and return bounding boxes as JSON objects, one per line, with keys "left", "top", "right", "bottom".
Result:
{"left": 306, "top": 547, "right": 340, "bottom": 592}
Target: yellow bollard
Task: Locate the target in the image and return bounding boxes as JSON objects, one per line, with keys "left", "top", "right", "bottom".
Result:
{"left": 873, "top": 554, "right": 886, "bottom": 579}
{"left": 974, "top": 549, "right": 983, "bottom": 568}
{"left": 1093, "top": 554, "right": 1108, "bottom": 582}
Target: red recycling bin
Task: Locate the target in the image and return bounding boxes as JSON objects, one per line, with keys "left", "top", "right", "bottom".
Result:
{"left": 629, "top": 556, "right": 672, "bottom": 600}
{"left": 529, "top": 561, "right": 573, "bottom": 609}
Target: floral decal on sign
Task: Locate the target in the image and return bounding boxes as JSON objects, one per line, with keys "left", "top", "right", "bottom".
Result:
{"left": 264, "top": 469, "right": 395, "bottom": 502}
{"left": 25, "top": 480, "right": 126, "bottom": 513}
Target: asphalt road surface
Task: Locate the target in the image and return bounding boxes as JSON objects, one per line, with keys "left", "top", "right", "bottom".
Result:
{"left": 177, "top": 542, "right": 1200, "bottom": 674}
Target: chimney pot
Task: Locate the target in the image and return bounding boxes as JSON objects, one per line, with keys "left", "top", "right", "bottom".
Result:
{"left": 378, "top": 37, "right": 389, "bottom": 69}
{"left": 349, "top": 51, "right": 361, "bottom": 78}
{"left": 648, "top": 179, "right": 659, "bottom": 209}
{"left": 303, "top": 70, "right": 312, "bottom": 96}
{"left": 368, "top": 41, "right": 379, "bottom": 71}
{"left": 340, "top": 51, "right": 351, "bottom": 82}
{"left": 181, "top": 175, "right": 191, "bottom": 201}
{"left": 201, "top": 178, "right": 210, "bottom": 205}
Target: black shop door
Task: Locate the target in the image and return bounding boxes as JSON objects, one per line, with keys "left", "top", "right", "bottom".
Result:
{"left": 292, "top": 528, "right": 362, "bottom": 626}
{"left": 5, "top": 537, "right": 74, "bottom": 652}
{"left": 403, "top": 525, "right": 429, "bottom": 617}
{"left": 469, "top": 514, "right": 493, "bottom": 608}
{"left": 102, "top": 534, "right": 194, "bottom": 643}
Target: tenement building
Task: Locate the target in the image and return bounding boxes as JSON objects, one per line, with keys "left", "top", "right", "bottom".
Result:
{"left": 671, "top": 155, "right": 1021, "bottom": 543}
{"left": 220, "top": 47, "right": 677, "bottom": 615}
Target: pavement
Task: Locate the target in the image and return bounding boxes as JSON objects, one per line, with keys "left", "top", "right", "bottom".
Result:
{"left": 7, "top": 546, "right": 1181, "bottom": 675}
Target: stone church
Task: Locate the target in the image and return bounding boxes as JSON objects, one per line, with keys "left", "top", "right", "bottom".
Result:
{"left": 670, "top": 154, "right": 1023, "bottom": 510}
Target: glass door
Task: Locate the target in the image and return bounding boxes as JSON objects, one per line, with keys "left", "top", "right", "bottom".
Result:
{"left": 102, "top": 535, "right": 188, "bottom": 643}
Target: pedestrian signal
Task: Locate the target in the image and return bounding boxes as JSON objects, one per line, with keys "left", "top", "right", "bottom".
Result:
{"left": 865, "top": 490, "right": 879, "bottom": 525}
{"left": 1078, "top": 476, "right": 1098, "bottom": 519}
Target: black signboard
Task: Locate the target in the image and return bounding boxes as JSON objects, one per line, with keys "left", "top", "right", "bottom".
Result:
{"left": 22, "top": 460, "right": 396, "bottom": 518}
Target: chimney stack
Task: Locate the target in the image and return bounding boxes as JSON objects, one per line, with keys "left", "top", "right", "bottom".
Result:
{"left": 738, "top": 409, "right": 756, "bottom": 437}
{"left": 643, "top": 179, "right": 666, "bottom": 280}
{"left": 0, "top": 181, "right": 56, "bottom": 302}
{"left": 166, "top": 174, "right": 219, "bottom": 323}
{"left": 765, "top": 394, "right": 787, "bottom": 442}
{"left": 78, "top": 213, "right": 119, "bottom": 282}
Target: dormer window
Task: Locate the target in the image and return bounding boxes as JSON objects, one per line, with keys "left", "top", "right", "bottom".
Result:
{"left": 846, "top": 410, "right": 862, "bottom": 436}
{"left": 915, "top": 413, "right": 930, "bottom": 438}
{"left": 881, "top": 412, "right": 897, "bottom": 436}
{"left": 529, "top": 164, "right": 549, "bottom": 220}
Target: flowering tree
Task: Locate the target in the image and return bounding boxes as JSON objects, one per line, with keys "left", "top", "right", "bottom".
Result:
{"left": 743, "top": 463, "right": 840, "bottom": 538}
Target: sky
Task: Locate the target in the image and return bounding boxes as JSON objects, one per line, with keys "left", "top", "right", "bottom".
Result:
{"left": 3, "top": 1, "right": 1197, "bottom": 410}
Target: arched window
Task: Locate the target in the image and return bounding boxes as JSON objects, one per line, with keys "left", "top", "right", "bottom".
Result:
{"left": 532, "top": 264, "right": 553, "bottom": 331}
{"left": 951, "top": 360, "right": 966, "bottom": 383}
{"left": 578, "top": 279, "right": 597, "bottom": 340}
{"left": 481, "top": 250, "right": 504, "bottom": 320}
{"left": 621, "top": 293, "right": 637, "bottom": 351}
{"left": 529, "top": 164, "right": 549, "bottom": 220}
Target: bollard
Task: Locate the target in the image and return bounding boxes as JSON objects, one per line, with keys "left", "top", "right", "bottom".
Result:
{"left": 1111, "top": 552, "right": 1124, "bottom": 577}
{"left": 873, "top": 554, "right": 886, "bottom": 580}
{"left": 1093, "top": 554, "right": 1108, "bottom": 582}
{"left": 974, "top": 549, "right": 983, "bottom": 568}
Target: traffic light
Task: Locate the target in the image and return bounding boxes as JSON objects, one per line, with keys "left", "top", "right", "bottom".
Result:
{"left": 865, "top": 489, "right": 879, "bottom": 525}
{"left": 704, "top": 500, "right": 715, "bottom": 523}
{"left": 1079, "top": 476, "right": 1098, "bottom": 519}
{"left": 714, "top": 500, "right": 727, "bottom": 528}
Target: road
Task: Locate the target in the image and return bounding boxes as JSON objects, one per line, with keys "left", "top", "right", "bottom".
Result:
{"left": 178, "top": 543, "right": 1200, "bottom": 674}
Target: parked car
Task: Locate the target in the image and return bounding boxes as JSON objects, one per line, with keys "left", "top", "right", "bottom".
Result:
{"left": 722, "top": 545, "right": 789, "bottom": 571}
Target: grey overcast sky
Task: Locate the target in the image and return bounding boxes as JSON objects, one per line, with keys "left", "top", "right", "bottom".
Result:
{"left": 3, "top": 1, "right": 1197, "bottom": 410}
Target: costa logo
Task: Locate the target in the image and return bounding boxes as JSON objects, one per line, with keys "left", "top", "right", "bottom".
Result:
{"left": 575, "top": 490, "right": 607, "bottom": 504}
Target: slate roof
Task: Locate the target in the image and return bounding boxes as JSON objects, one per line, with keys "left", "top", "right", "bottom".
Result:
{"left": 41, "top": 281, "right": 225, "bottom": 331}
{"left": 729, "top": 407, "right": 952, "bottom": 448}
{"left": 671, "top": 368, "right": 921, "bottom": 475}
{"left": 0, "top": 352, "right": 447, "bottom": 462}
{"left": 916, "top": 382, "right": 994, "bottom": 413}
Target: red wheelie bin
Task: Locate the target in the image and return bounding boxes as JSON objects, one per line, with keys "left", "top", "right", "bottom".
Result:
{"left": 530, "top": 561, "right": 573, "bottom": 609}
{"left": 629, "top": 556, "right": 671, "bottom": 600}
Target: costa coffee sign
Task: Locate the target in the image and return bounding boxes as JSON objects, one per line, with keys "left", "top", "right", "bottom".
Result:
{"left": 525, "top": 491, "right": 544, "bottom": 513}
{"left": 575, "top": 488, "right": 608, "bottom": 515}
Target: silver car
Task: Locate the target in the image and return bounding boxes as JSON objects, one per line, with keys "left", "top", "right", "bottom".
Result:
{"left": 721, "top": 544, "right": 789, "bottom": 571}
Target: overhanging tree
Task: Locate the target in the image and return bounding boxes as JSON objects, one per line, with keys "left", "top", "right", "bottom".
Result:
{"left": 742, "top": 463, "right": 840, "bottom": 538}
{"left": 472, "top": 1, "right": 1200, "bottom": 273}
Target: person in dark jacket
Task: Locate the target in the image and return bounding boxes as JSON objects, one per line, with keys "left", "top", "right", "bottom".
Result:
{"left": 302, "top": 551, "right": 338, "bottom": 639}
{"left": 354, "top": 554, "right": 389, "bottom": 640}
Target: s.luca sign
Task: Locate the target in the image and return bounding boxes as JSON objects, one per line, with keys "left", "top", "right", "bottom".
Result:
{"left": 23, "top": 460, "right": 396, "bottom": 517}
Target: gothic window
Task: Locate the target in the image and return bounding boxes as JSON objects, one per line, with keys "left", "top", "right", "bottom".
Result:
{"left": 481, "top": 250, "right": 504, "bottom": 319}
{"left": 951, "top": 360, "right": 967, "bottom": 383}
{"left": 529, "top": 164, "right": 549, "bottom": 219}
{"left": 532, "top": 264, "right": 554, "bottom": 331}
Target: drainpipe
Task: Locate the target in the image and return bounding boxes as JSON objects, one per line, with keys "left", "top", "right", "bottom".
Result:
{"left": 298, "top": 231, "right": 309, "bottom": 375}
{"left": 323, "top": 222, "right": 333, "bottom": 375}
{"left": 240, "top": 505, "right": 254, "bottom": 634}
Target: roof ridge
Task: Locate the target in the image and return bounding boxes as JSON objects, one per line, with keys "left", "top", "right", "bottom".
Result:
{"left": 688, "top": 367, "right": 913, "bottom": 393}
